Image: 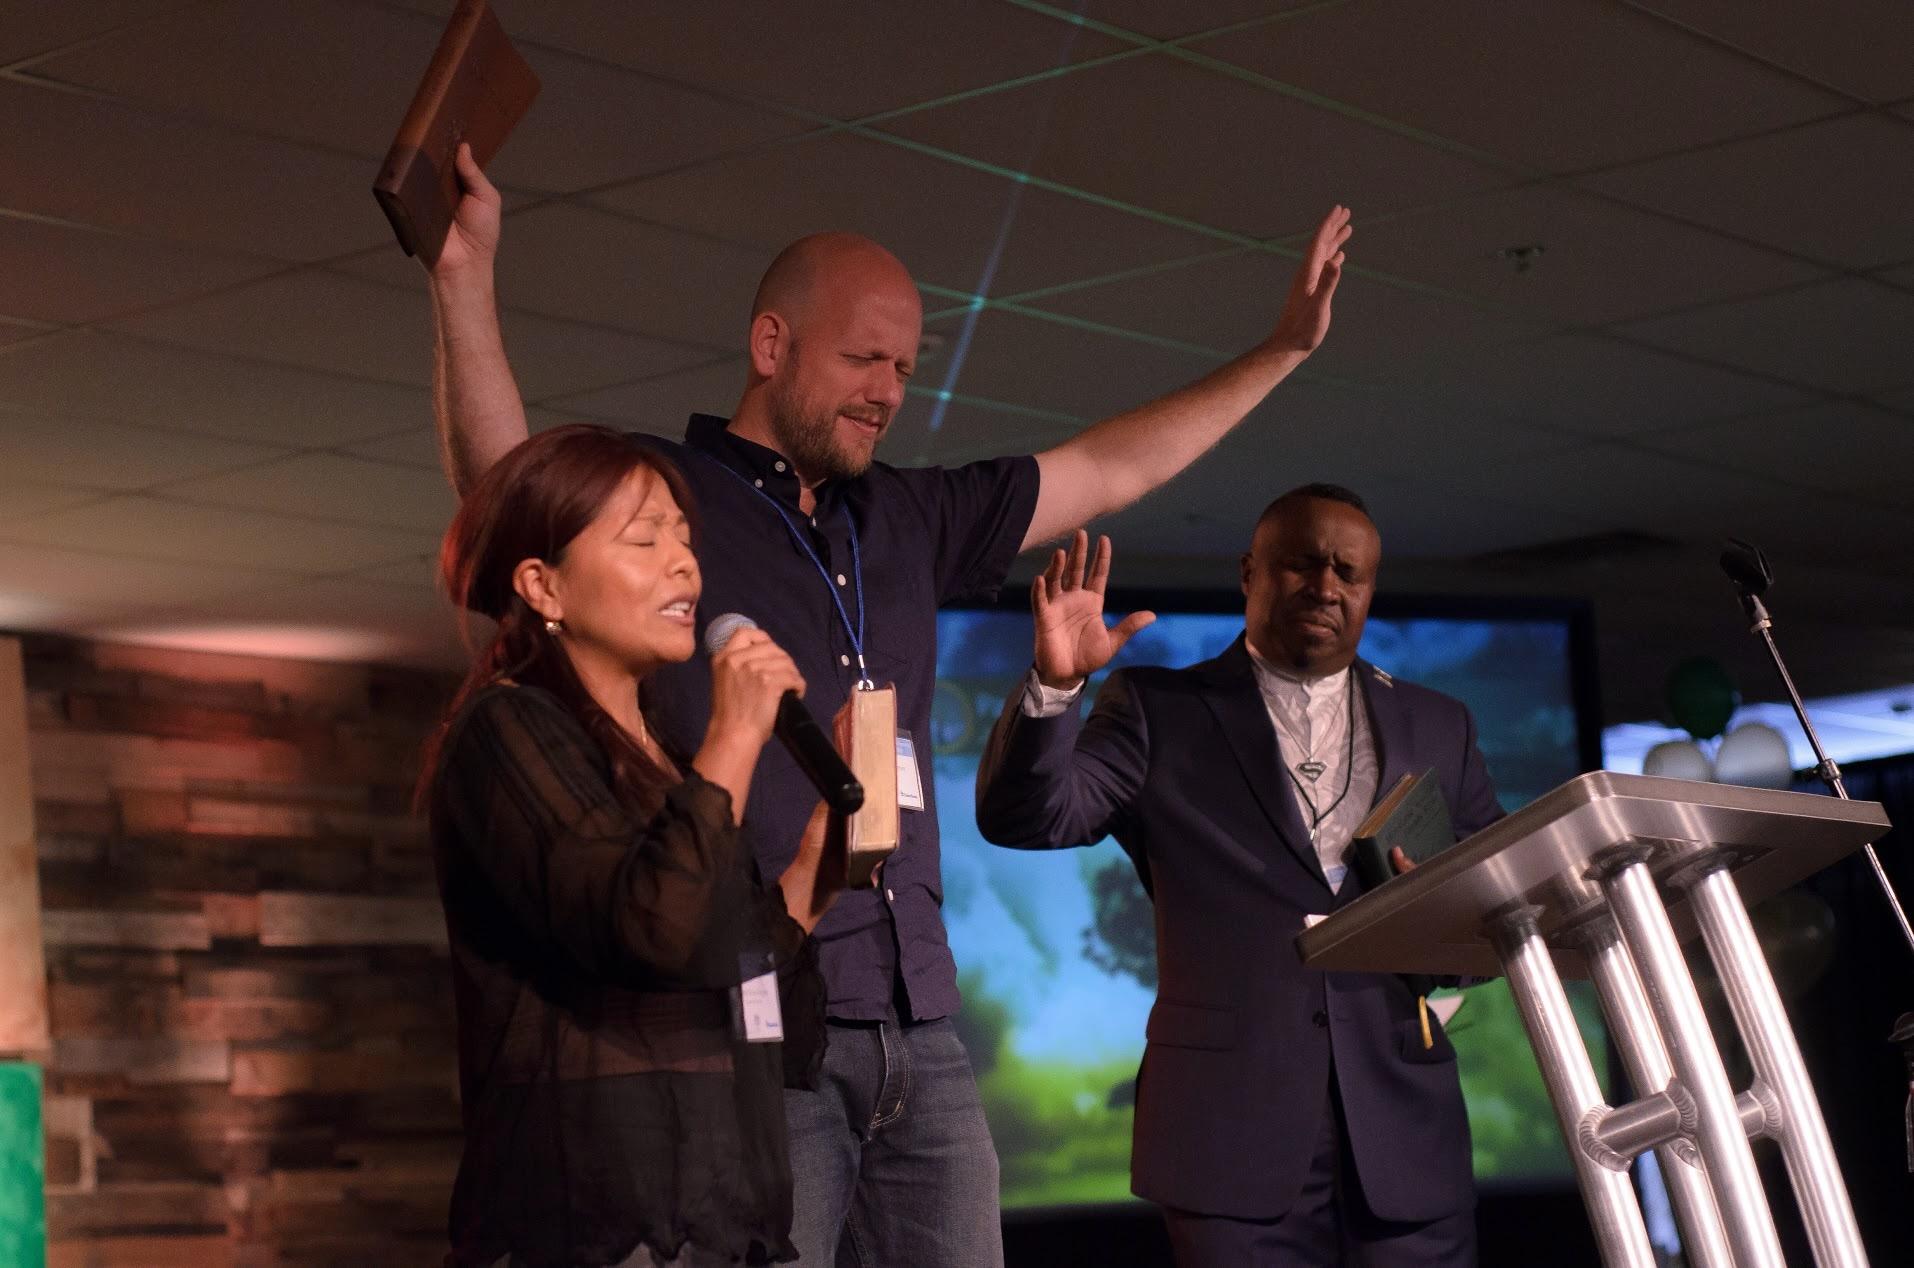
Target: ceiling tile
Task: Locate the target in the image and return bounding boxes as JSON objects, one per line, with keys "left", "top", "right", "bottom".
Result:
{"left": 1191, "top": 0, "right": 1846, "bottom": 172}
{"left": 0, "top": 215, "right": 276, "bottom": 324}
{"left": 1617, "top": 278, "right": 1914, "bottom": 394}
{"left": 1580, "top": 112, "right": 1914, "bottom": 270}
{"left": 490, "top": 46, "right": 810, "bottom": 193}
{"left": 479, "top": 0, "right": 1129, "bottom": 121}
{"left": 1481, "top": 441, "right": 1794, "bottom": 538}
{"left": 1025, "top": 252, "right": 1546, "bottom": 381}
{"left": 440, "top": 204, "right": 767, "bottom": 352}
{"left": 102, "top": 270, "right": 435, "bottom": 386}
{"left": 0, "top": 481, "right": 109, "bottom": 525}
{"left": 542, "top": 358, "right": 748, "bottom": 434}
{"left": 895, "top": 400, "right": 1081, "bottom": 472}
{"left": 592, "top": 130, "right": 1222, "bottom": 298}
{"left": 1233, "top": 380, "right": 1583, "bottom": 492}
{"left": 25, "top": 0, "right": 805, "bottom": 193}
{"left": 0, "top": 405, "right": 291, "bottom": 491}
{"left": 0, "top": 79, "right": 393, "bottom": 261}
{"left": 919, "top": 307, "right": 1223, "bottom": 421}
{"left": 0, "top": 318, "right": 52, "bottom": 347}
{"left": 0, "top": 331, "right": 434, "bottom": 446}
{"left": 101, "top": 268, "right": 707, "bottom": 400}
{"left": 1631, "top": 0, "right": 1914, "bottom": 103}
{"left": 24, "top": 0, "right": 443, "bottom": 160}
{"left": 1078, "top": 0, "right": 1323, "bottom": 41}
{"left": 497, "top": 308, "right": 713, "bottom": 404}
{"left": 0, "top": 496, "right": 439, "bottom": 575}
{"left": 0, "top": 0, "right": 185, "bottom": 64}
{"left": 338, "top": 427, "right": 441, "bottom": 471}
{"left": 1349, "top": 185, "right": 1824, "bottom": 324}
{"left": 1372, "top": 333, "right": 1816, "bottom": 438}
{"left": 163, "top": 452, "right": 459, "bottom": 535}
{"left": 1636, "top": 400, "right": 1914, "bottom": 495}
{"left": 1081, "top": 453, "right": 1604, "bottom": 560}
{"left": 883, "top": 51, "right": 1514, "bottom": 241}
{"left": 0, "top": 542, "right": 285, "bottom": 626}
{"left": 348, "top": 553, "right": 440, "bottom": 591}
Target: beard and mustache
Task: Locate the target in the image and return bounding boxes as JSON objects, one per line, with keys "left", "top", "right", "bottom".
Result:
{"left": 765, "top": 343, "right": 891, "bottom": 483}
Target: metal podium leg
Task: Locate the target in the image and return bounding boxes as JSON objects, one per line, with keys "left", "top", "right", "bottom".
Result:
{"left": 1583, "top": 923, "right": 1736, "bottom": 1268}
{"left": 1604, "top": 859, "right": 1786, "bottom": 1267}
{"left": 1492, "top": 909, "right": 1656, "bottom": 1268}
{"left": 1682, "top": 861, "right": 1869, "bottom": 1267}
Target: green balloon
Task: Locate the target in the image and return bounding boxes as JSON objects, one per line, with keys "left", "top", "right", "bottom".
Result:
{"left": 1666, "top": 656, "right": 1740, "bottom": 740}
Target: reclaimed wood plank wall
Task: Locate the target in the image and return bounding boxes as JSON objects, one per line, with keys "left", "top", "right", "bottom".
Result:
{"left": 23, "top": 635, "right": 461, "bottom": 1267}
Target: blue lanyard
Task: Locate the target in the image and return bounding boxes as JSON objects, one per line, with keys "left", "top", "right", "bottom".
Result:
{"left": 718, "top": 462, "right": 872, "bottom": 687}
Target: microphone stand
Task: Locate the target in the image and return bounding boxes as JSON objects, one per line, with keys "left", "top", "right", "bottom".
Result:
{"left": 1720, "top": 539, "right": 1914, "bottom": 954}
{"left": 1721, "top": 539, "right": 1914, "bottom": 1170}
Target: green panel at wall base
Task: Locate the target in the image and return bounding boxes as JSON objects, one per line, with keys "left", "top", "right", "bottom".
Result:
{"left": 0, "top": 1063, "right": 45, "bottom": 1268}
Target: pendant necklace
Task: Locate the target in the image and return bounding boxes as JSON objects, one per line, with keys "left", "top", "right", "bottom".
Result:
{"left": 1281, "top": 674, "right": 1357, "bottom": 841}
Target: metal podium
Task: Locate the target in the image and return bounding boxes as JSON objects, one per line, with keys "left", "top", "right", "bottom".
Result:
{"left": 1297, "top": 771, "right": 1892, "bottom": 1268}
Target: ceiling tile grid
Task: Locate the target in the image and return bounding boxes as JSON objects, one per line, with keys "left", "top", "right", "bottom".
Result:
{"left": 882, "top": 50, "right": 1518, "bottom": 241}
{"left": 0, "top": 494, "right": 439, "bottom": 576}
{"left": 1578, "top": 111, "right": 1914, "bottom": 272}
{"left": 1187, "top": 0, "right": 1850, "bottom": 174}
{"left": 0, "top": 0, "right": 1905, "bottom": 711}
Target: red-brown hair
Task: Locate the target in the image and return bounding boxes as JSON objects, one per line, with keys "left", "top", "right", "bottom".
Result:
{"left": 418, "top": 424, "right": 699, "bottom": 811}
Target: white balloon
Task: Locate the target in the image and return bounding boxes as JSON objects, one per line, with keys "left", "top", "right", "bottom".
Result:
{"left": 1642, "top": 739, "right": 1714, "bottom": 782}
{"left": 1714, "top": 722, "right": 1795, "bottom": 789}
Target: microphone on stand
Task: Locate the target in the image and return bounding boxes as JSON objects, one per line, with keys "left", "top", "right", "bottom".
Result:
{"left": 1719, "top": 538, "right": 1914, "bottom": 1165}
{"left": 704, "top": 613, "right": 864, "bottom": 816}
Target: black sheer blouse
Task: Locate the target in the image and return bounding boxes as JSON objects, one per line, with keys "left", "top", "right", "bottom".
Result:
{"left": 429, "top": 682, "right": 824, "bottom": 1268}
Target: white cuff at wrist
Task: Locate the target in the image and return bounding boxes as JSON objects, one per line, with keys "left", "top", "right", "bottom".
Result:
{"left": 1020, "top": 668, "right": 1085, "bottom": 718}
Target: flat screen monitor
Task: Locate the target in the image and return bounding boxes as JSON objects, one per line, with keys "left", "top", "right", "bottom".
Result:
{"left": 929, "top": 591, "right": 1603, "bottom": 1209}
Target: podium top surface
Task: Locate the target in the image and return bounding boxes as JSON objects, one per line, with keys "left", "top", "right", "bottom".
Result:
{"left": 1297, "top": 771, "right": 1890, "bottom": 978}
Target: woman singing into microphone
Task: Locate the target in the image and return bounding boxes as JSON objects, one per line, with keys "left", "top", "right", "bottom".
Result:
{"left": 422, "top": 424, "right": 839, "bottom": 1267}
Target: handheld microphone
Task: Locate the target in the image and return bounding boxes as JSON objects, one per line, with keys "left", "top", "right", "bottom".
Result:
{"left": 704, "top": 613, "right": 864, "bottom": 816}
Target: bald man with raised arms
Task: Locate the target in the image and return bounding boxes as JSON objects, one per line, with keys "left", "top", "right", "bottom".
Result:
{"left": 422, "top": 144, "right": 1350, "bottom": 1268}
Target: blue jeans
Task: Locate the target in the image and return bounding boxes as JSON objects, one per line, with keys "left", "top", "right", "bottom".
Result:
{"left": 784, "top": 1017, "right": 1003, "bottom": 1267}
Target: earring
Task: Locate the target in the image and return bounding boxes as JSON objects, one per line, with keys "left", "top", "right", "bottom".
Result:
{"left": 543, "top": 618, "right": 562, "bottom": 635}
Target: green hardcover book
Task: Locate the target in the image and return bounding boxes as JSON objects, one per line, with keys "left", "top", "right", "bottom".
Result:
{"left": 1346, "top": 769, "right": 1455, "bottom": 895}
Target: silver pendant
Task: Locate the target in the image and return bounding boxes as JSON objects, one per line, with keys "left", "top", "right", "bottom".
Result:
{"left": 1297, "top": 760, "right": 1327, "bottom": 781}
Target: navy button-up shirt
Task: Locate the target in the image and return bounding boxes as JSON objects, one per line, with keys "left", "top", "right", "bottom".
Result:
{"left": 642, "top": 415, "right": 1040, "bottom": 1022}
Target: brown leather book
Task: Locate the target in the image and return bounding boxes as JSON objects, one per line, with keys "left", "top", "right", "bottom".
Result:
{"left": 372, "top": 0, "right": 539, "bottom": 265}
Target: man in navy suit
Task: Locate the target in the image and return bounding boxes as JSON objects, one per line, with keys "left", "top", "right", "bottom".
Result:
{"left": 974, "top": 485, "right": 1503, "bottom": 1265}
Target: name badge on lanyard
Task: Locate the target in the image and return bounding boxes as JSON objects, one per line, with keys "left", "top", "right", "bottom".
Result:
{"left": 896, "top": 729, "right": 925, "bottom": 812}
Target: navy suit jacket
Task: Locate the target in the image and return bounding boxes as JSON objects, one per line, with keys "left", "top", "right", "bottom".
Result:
{"left": 974, "top": 635, "right": 1504, "bottom": 1221}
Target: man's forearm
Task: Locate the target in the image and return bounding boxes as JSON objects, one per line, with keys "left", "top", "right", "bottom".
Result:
{"left": 1025, "top": 339, "right": 1305, "bottom": 549}
{"left": 430, "top": 267, "right": 530, "bottom": 498}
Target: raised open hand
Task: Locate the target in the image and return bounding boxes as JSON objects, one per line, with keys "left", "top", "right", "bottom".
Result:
{"left": 1031, "top": 530, "right": 1156, "bottom": 690}
{"left": 430, "top": 142, "right": 503, "bottom": 277}
{"left": 1266, "top": 204, "right": 1351, "bottom": 355}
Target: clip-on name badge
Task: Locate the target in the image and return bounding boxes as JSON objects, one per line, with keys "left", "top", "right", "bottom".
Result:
{"left": 732, "top": 950, "right": 782, "bottom": 1043}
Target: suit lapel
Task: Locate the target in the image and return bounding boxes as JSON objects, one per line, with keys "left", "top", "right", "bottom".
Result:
{"left": 1334, "top": 660, "right": 1410, "bottom": 910}
{"left": 1360, "top": 659, "right": 1411, "bottom": 797}
{"left": 1196, "top": 637, "right": 1325, "bottom": 884}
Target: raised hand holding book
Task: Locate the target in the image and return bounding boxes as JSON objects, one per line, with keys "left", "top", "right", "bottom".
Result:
{"left": 372, "top": 0, "right": 539, "bottom": 265}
